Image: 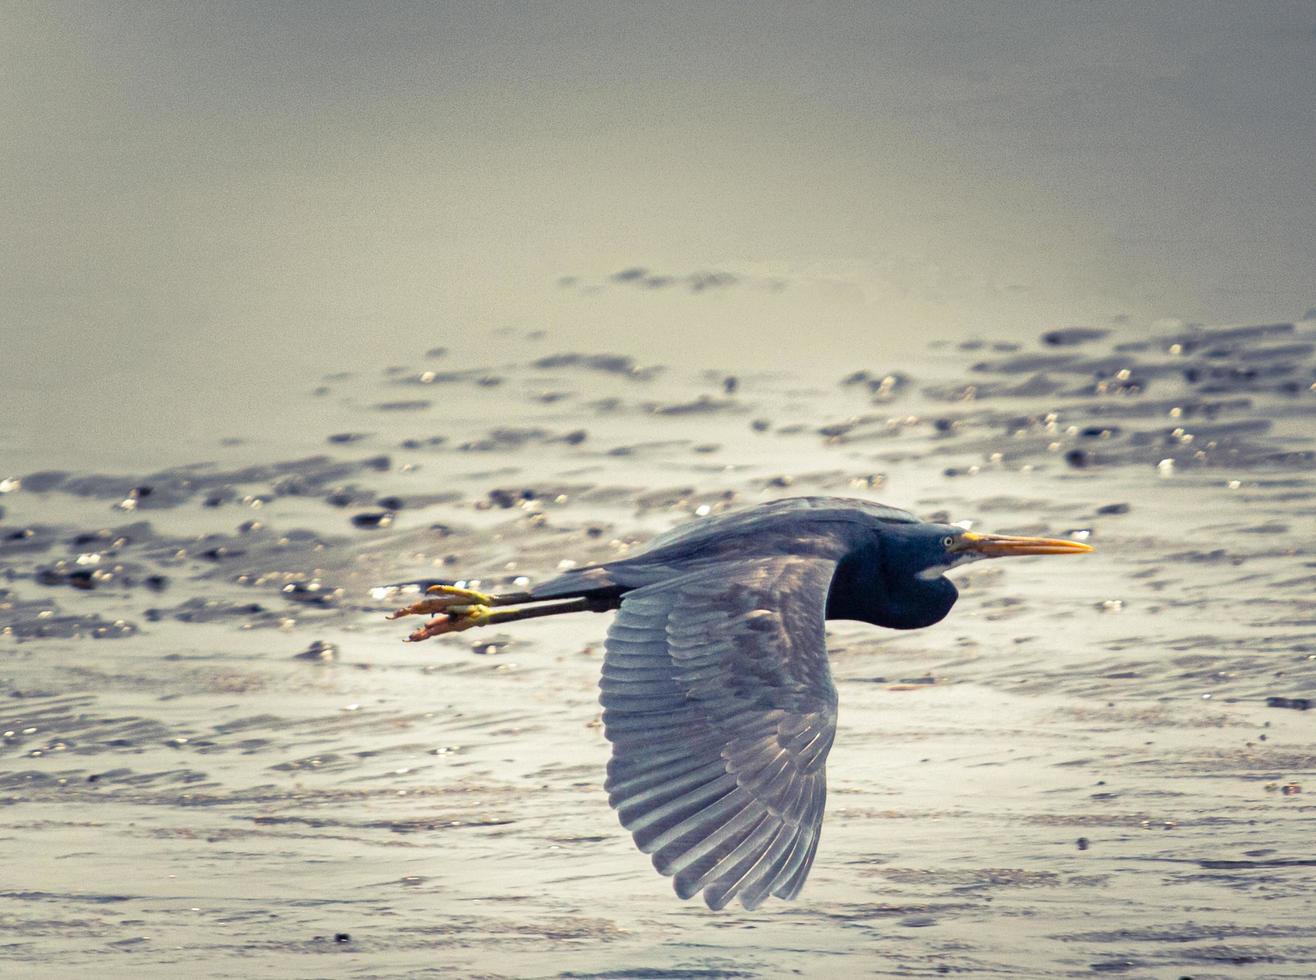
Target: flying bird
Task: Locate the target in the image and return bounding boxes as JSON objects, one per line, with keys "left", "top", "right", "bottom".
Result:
{"left": 388, "top": 497, "right": 1092, "bottom": 910}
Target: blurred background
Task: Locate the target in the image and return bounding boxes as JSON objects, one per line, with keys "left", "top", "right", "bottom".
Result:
{"left": 3, "top": 1, "right": 1314, "bottom": 460}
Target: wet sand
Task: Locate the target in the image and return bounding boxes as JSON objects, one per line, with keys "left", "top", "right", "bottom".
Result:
{"left": 3, "top": 320, "right": 1315, "bottom": 977}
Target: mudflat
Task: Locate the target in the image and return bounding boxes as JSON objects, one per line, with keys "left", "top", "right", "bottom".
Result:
{"left": 3, "top": 321, "right": 1315, "bottom": 977}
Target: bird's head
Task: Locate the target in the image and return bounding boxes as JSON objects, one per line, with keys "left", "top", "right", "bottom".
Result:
{"left": 913, "top": 524, "right": 1094, "bottom": 581}
{"left": 859, "top": 522, "right": 1093, "bottom": 630}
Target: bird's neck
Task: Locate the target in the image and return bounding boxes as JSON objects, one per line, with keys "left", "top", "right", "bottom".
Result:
{"left": 878, "top": 576, "right": 958, "bottom": 630}
{"left": 826, "top": 546, "right": 958, "bottom": 630}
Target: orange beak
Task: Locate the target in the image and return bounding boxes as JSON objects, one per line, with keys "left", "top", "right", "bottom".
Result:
{"left": 955, "top": 531, "right": 1094, "bottom": 557}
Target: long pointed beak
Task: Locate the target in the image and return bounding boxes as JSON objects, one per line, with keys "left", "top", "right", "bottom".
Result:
{"left": 956, "top": 531, "right": 1094, "bottom": 557}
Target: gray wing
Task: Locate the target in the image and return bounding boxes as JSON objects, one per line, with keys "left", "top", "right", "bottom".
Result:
{"left": 600, "top": 556, "right": 839, "bottom": 910}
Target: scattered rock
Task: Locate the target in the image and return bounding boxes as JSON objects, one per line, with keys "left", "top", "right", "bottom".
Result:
{"left": 295, "top": 640, "right": 338, "bottom": 662}
{"left": 1266, "top": 697, "right": 1311, "bottom": 711}
{"left": 1095, "top": 503, "right": 1131, "bottom": 515}
{"left": 1042, "top": 327, "right": 1109, "bottom": 346}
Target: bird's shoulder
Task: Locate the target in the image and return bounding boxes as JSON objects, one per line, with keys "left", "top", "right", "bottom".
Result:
{"left": 535, "top": 497, "right": 918, "bottom": 598}
{"left": 642, "top": 495, "right": 919, "bottom": 555}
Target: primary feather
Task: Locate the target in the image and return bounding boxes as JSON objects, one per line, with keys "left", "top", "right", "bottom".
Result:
{"left": 598, "top": 556, "right": 838, "bottom": 910}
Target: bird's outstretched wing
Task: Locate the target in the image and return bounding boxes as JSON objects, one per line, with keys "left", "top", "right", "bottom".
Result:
{"left": 600, "top": 556, "right": 839, "bottom": 910}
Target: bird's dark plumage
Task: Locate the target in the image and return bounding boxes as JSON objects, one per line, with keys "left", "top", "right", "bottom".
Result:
{"left": 392, "top": 496, "right": 1092, "bottom": 909}
{"left": 531, "top": 498, "right": 964, "bottom": 909}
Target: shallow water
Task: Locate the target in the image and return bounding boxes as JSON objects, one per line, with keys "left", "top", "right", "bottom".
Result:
{"left": 3, "top": 320, "right": 1315, "bottom": 977}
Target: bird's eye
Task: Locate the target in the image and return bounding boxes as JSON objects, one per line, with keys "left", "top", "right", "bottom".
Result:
{"left": 942, "top": 535, "right": 955, "bottom": 548}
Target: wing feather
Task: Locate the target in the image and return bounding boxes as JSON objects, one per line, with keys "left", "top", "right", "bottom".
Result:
{"left": 600, "top": 556, "right": 839, "bottom": 910}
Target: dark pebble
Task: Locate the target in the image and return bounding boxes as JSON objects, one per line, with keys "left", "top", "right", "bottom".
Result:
{"left": 334, "top": 933, "right": 351, "bottom": 943}
{"left": 1076, "top": 837, "right": 1090, "bottom": 851}
{"left": 144, "top": 574, "right": 169, "bottom": 592}
{"left": 1266, "top": 696, "right": 1311, "bottom": 711}
{"left": 326, "top": 491, "right": 354, "bottom": 507}
{"left": 723, "top": 376, "right": 738, "bottom": 394}
{"left": 487, "top": 489, "right": 519, "bottom": 509}
{"left": 294, "top": 640, "right": 338, "bottom": 662}
{"left": 200, "top": 546, "right": 244, "bottom": 561}
{"left": 1065, "top": 449, "right": 1093, "bottom": 468}
{"left": 750, "top": 419, "right": 771, "bottom": 433}
{"left": 1096, "top": 503, "right": 1131, "bottom": 515}
{"left": 1042, "top": 326, "right": 1109, "bottom": 346}
{"left": 376, "top": 496, "right": 404, "bottom": 511}
{"left": 328, "top": 433, "right": 367, "bottom": 444}
{"left": 351, "top": 512, "right": 394, "bottom": 529}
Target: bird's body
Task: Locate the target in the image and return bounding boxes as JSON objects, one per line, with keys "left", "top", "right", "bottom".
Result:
{"left": 388, "top": 496, "right": 1092, "bottom": 910}
{"left": 531, "top": 497, "right": 949, "bottom": 625}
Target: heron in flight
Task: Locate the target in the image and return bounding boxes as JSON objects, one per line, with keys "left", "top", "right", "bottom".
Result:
{"left": 389, "top": 497, "right": 1092, "bottom": 910}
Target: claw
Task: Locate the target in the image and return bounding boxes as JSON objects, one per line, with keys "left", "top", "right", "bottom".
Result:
{"left": 427, "top": 584, "right": 494, "bottom": 604}
{"left": 387, "top": 584, "right": 494, "bottom": 621}
{"left": 404, "top": 604, "right": 492, "bottom": 642}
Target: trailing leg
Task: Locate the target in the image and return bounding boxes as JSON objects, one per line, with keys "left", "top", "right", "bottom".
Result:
{"left": 386, "top": 584, "right": 534, "bottom": 621}
{"left": 387, "top": 584, "right": 620, "bottom": 642}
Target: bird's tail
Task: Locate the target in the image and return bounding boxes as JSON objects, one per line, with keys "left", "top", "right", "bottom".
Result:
{"left": 529, "top": 564, "right": 625, "bottom": 602}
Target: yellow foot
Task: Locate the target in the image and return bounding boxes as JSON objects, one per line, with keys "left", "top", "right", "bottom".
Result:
{"left": 386, "top": 584, "right": 494, "bottom": 621}
{"left": 404, "top": 604, "right": 492, "bottom": 642}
